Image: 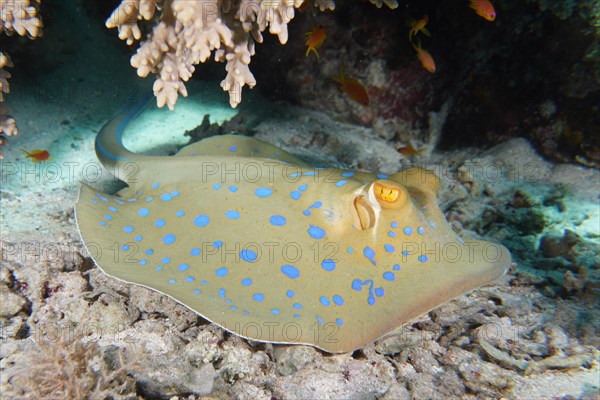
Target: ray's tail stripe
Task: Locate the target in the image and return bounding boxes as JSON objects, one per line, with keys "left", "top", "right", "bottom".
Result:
{"left": 95, "top": 91, "right": 155, "bottom": 164}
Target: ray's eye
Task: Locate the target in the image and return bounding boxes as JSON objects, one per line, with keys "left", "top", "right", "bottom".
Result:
{"left": 371, "top": 181, "right": 406, "bottom": 209}
{"left": 374, "top": 184, "right": 399, "bottom": 203}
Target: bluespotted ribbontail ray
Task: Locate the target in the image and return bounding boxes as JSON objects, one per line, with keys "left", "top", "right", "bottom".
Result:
{"left": 75, "top": 97, "right": 511, "bottom": 353}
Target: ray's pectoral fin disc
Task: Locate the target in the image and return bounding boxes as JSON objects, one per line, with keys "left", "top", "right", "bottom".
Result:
{"left": 76, "top": 97, "right": 511, "bottom": 353}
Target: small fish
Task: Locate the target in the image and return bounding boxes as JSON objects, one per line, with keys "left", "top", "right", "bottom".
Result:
{"left": 398, "top": 145, "right": 423, "bottom": 157}
{"left": 305, "top": 26, "right": 327, "bottom": 59}
{"left": 408, "top": 15, "right": 431, "bottom": 40}
{"left": 20, "top": 148, "right": 50, "bottom": 162}
{"left": 332, "top": 67, "right": 370, "bottom": 107}
{"left": 470, "top": 0, "right": 496, "bottom": 21}
{"left": 412, "top": 41, "right": 436, "bottom": 73}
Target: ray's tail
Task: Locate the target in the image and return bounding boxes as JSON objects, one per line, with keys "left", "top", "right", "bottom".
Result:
{"left": 94, "top": 91, "right": 155, "bottom": 181}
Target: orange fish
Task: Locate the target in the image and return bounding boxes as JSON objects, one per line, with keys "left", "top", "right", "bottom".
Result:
{"left": 398, "top": 145, "right": 423, "bottom": 156}
{"left": 408, "top": 15, "right": 431, "bottom": 40}
{"left": 470, "top": 0, "right": 496, "bottom": 21}
{"left": 20, "top": 148, "right": 50, "bottom": 162}
{"left": 305, "top": 26, "right": 327, "bottom": 59}
{"left": 412, "top": 41, "right": 436, "bottom": 73}
{"left": 332, "top": 67, "right": 370, "bottom": 107}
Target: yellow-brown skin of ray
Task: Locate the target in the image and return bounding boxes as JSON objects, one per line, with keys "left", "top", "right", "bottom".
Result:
{"left": 77, "top": 137, "right": 511, "bottom": 353}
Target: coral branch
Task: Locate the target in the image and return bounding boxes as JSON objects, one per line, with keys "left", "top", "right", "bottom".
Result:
{"left": 0, "top": 0, "right": 43, "bottom": 38}
{"left": 108, "top": 0, "right": 305, "bottom": 109}
{"left": 0, "top": 0, "right": 43, "bottom": 158}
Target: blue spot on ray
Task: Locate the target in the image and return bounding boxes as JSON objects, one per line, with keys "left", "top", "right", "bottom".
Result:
{"left": 383, "top": 272, "right": 395, "bottom": 281}
{"left": 341, "top": 171, "right": 355, "bottom": 177}
{"left": 155, "top": 219, "right": 166, "bottom": 228}
{"left": 320, "top": 296, "right": 331, "bottom": 306}
{"left": 138, "top": 208, "right": 149, "bottom": 217}
{"left": 286, "top": 289, "right": 295, "bottom": 298}
{"left": 281, "top": 264, "right": 300, "bottom": 279}
{"left": 194, "top": 214, "right": 210, "bottom": 227}
{"left": 190, "top": 248, "right": 201, "bottom": 256}
{"left": 332, "top": 295, "right": 344, "bottom": 306}
{"left": 216, "top": 267, "right": 229, "bottom": 277}
{"left": 404, "top": 226, "right": 413, "bottom": 235}
{"left": 123, "top": 225, "right": 134, "bottom": 233}
{"left": 351, "top": 279, "right": 381, "bottom": 305}
{"left": 255, "top": 188, "right": 273, "bottom": 198}
{"left": 176, "top": 210, "right": 185, "bottom": 217}
{"left": 321, "top": 259, "right": 336, "bottom": 271}
{"left": 384, "top": 244, "right": 395, "bottom": 253}
{"left": 241, "top": 278, "right": 252, "bottom": 286}
{"left": 363, "top": 246, "right": 376, "bottom": 265}
{"left": 213, "top": 183, "right": 221, "bottom": 190}
{"left": 162, "top": 234, "right": 176, "bottom": 244}
{"left": 308, "top": 225, "right": 326, "bottom": 239}
{"left": 270, "top": 215, "right": 287, "bottom": 226}
{"left": 226, "top": 210, "right": 240, "bottom": 219}
{"left": 290, "top": 190, "right": 301, "bottom": 200}
{"left": 240, "top": 249, "right": 258, "bottom": 262}
{"left": 160, "top": 193, "right": 172, "bottom": 202}
{"left": 253, "top": 293, "right": 265, "bottom": 302}
{"left": 178, "top": 264, "right": 189, "bottom": 271}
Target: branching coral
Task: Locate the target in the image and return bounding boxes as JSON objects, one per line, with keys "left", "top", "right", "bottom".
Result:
{"left": 0, "top": 53, "right": 18, "bottom": 158}
{"left": 107, "top": 0, "right": 302, "bottom": 109}
{"left": 0, "top": 0, "right": 43, "bottom": 159}
{"left": 107, "top": 0, "right": 398, "bottom": 110}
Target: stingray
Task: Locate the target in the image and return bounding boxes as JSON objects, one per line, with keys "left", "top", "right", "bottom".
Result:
{"left": 75, "top": 98, "right": 511, "bottom": 353}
